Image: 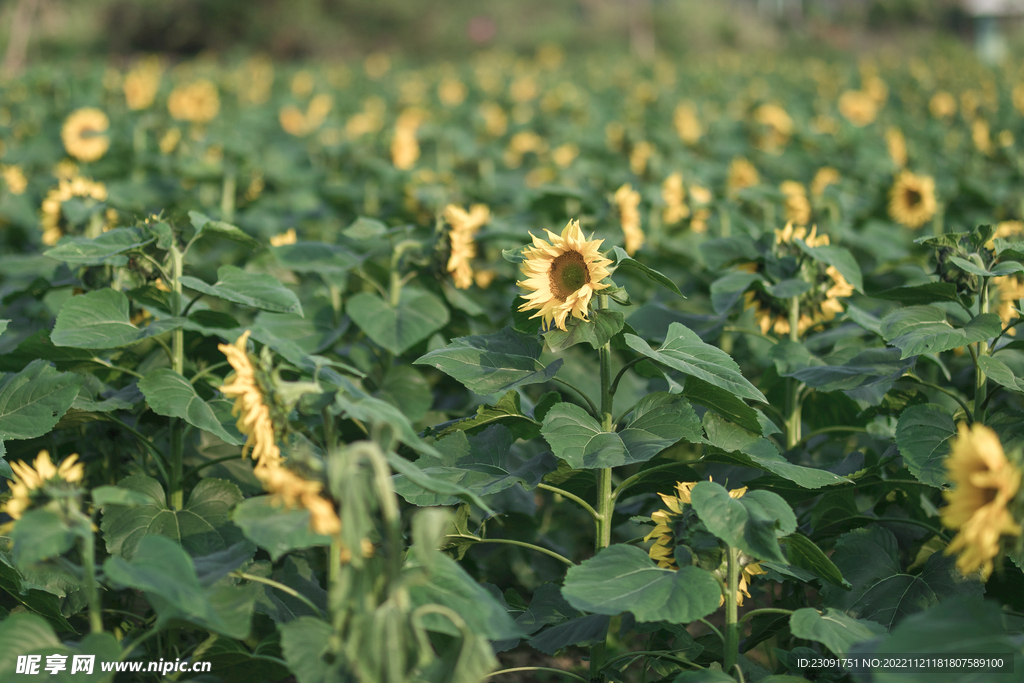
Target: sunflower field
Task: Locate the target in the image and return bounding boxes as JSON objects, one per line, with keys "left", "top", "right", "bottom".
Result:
{"left": 2, "top": 31, "right": 1024, "bottom": 683}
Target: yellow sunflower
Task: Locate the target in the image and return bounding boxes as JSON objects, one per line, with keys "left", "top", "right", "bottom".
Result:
{"left": 614, "top": 183, "right": 644, "bottom": 255}
{"left": 837, "top": 90, "right": 878, "bottom": 127}
{"left": 255, "top": 463, "right": 341, "bottom": 536}
{"left": 886, "top": 127, "right": 907, "bottom": 168}
{"left": 930, "top": 91, "right": 958, "bottom": 119}
{"left": 218, "top": 331, "right": 283, "bottom": 469}
{"left": 889, "top": 170, "right": 937, "bottom": 229}
{"left": 662, "top": 172, "right": 690, "bottom": 225}
{"left": 780, "top": 181, "right": 811, "bottom": 226}
{"left": 4, "top": 450, "right": 83, "bottom": 521}
{"left": 270, "top": 229, "right": 297, "bottom": 246}
{"left": 39, "top": 174, "right": 108, "bottom": 245}
{"left": 1, "top": 165, "right": 27, "bottom": 195}
{"left": 123, "top": 58, "right": 162, "bottom": 110}
{"left": 517, "top": 219, "right": 612, "bottom": 331}
{"left": 673, "top": 102, "right": 702, "bottom": 144}
{"left": 811, "top": 167, "right": 840, "bottom": 198}
{"left": 940, "top": 424, "right": 1022, "bottom": 580}
{"left": 168, "top": 79, "right": 220, "bottom": 123}
{"left": 392, "top": 108, "right": 425, "bottom": 171}
{"left": 994, "top": 276, "right": 1024, "bottom": 337}
{"left": 445, "top": 203, "right": 491, "bottom": 289}
{"left": 727, "top": 157, "right": 760, "bottom": 195}
{"left": 61, "top": 108, "right": 110, "bottom": 162}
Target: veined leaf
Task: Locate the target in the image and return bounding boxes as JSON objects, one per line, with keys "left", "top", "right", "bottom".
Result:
{"left": 690, "top": 481, "right": 794, "bottom": 563}
{"left": 51, "top": 288, "right": 184, "bottom": 349}
{"left": 139, "top": 368, "right": 242, "bottom": 444}
{"left": 880, "top": 306, "right": 1000, "bottom": 359}
{"left": 789, "top": 608, "right": 885, "bottom": 655}
{"left": 894, "top": 404, "right": 955, "bottom": 488}
{"left": 232, "top": 496, "right": 332, "bottom": 562}
{"left": 543, "top": 309, "right": 624, "bottom": 352}
{"left": 43, "top": 227, "right": 154, "bottom": 266}
{"left": 189, "top": 210, "right": 261, "bottom": 248}
{"left": 180, "top": 266, "right": 302, "bottom": 315}
{"left": 0, "top": 360, "right": 82, "bottom": 441}
{"left": 609, "top": 246, "right": 683, "bottom": 295}
{"left": 347, "top": 288, "right": 448, "bottom": 355}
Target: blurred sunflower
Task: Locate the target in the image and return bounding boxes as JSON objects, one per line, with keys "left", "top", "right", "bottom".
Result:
{"left": 391, "top": 108, "right": 425, "bottom": 170}
{"left": 256, "top": 463, "right": 341, "bottom": 536}
{"left": 889, "top": 170, "right": 937, "bottom": 229}
{"left": 941, "top": 424, "right": 1022, "bottom": 580}
{"left": 478, "top": 102, "right": 508, "bottom": 137}
{"left": 40, "top": 174, "right": 108, "bottom": 245}
{"left": 727, "top": 157, "right": 759, "bottom": 195}
{"left": 1, "top": 164, "right": 27, "bottom": 194}
{"left": 994, "top": 275, "right": 1024, "bottom": 336}
{"left": 811, "top": 167, "right": 840, "bottom": 198}
{"left": 61, "top": 108, "right": 110, "bottom": 162}
{"left": 444, "top": 203, "right": 490, "bottom": 289}
{"left": 615, "top": 183, "right": 644, "bottom": 255}
{"left": 753, "top": 103, "right": 792, "bottom": 152}
{"left": 270, "top": 228, "right": 297, "bottom": 246}
{"left": 629, "top": 141, "right": 654, "bottom": 175}
{"left": 837, "top": 90, "right": 878, "bottom": 127}
{"left": 3, "top": 450, "right": 83, "bottom": 521}
{"left": 662, "top": 172, "right": 690, "bottom": 225}
{"left": 930, "top": 90, "right": 958, "bottom": 119}
{"left": 168, "top": 79, "right": 220, "bottom": 123}
{"left": 552, "top": 143, "right": 579, "bottom": 169}
{"left": 673, "top": 102, "right": 702, "bottom": 144}
{"left": 218, "top": 330, "right": 283, "bottom": 470}
{"left": 123, "top": 58, "right": 163, "bottom": 110}
{"left": 986, "top": 220, "right": 1024, "bottom": 249}
{"left": 517, "top": 219, "right": 612, "bottom": 331}
{"left": 780, "top": 180, "right": 811, "bottom": 225}
{"left": 886, "top": 127, "right": 907, "bottom": 168}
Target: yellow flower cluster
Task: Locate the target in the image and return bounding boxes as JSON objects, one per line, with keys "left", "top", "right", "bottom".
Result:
{"left": 754, "top": 103, "right": 793, "bottom": 152}
{"left": 1, "top": 164, "right": 27, "bottom": 195}
{"left": 941, "top": 424, "right": 1022, "bottom": 580}
{"left": 391, "top": 108, "right": 425, "bottom": 170}
{"left": 168, "top": 79, "right": 220, "bottom": 124}
{"left": 279, "top": 94, "right": 333, "bottom": 137}
{"left": 40, "top": 174, "right": 108, "bottom": 245}
{"left": 673, "top": 102, "right": 702, "bottom": 144}
{"left": 614, "top": 183, "right": 644, "bottom": 255}
{"left": 837, "top": 89, "right": 878, "bottom": 127}
{"left": 780, "top": 181, "right": 811, "bottom": 226}
{"left": 3, "top": 450, "right": 83, "bottom": 521}
{"left": 444, "top": 203, "right": 490, "bottom": 289}
{"left": 255, "top": 463, "right": 341, "bottom": 536}
{"left": 727, "top": 157, "right": 760, "bottom": 195}
{"left": 123, "top": 58, "right": 163, "bottom": 110}
{"left": 661, "top": 172, "right": 690, "bottom": 225}
{"left": 61, "top": 108, "right": 110, "bottom": 162}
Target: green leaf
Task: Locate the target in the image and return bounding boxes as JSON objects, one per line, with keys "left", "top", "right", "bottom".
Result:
{"left": 91, "top": 485, "right": 156, "bottom": 507}
{"left": 543, "top": 310, "right": 624, "bottom": 352}
{"left": 138, "top": 368, "right": 242, "bottom": 444}
{"left": 347, "top": 287, "right": 449, "bottom": 355}
{"left": 528, "top": 614, "right": 610, "bottom": 655}
{"left": 43, "top": 227, "right": 153, "bottom": 266}
{"left": 271, "top": 241, "right": 359, "bottom": 276}
{"left": 51, "top": 288, "right": 184, "bottom": 349}
{"left": 0, "top": 331, "right": 104, "bottom": 372}
{"left": 672, "top": 671, "right": 738, "bottom": 683}
{"left": 373, "top": 364, "right": 433, "bottom": 422}
{"left": 789, "top": 608, "right": 885, "bottom": 655}
{"left": 766, "top": 278, "right": 813, "bottom": 299}
{"left": 710, "top": 271, "right": 762, "bottom": 314}
{"left": 894, "top": 404, "right": 955, "bottom": 488}
{"left": 103, "top": 534, "right": 256, "bottom": 638}
{"left": 821, "top": 526, "right": 983, "bottom": 629}
{"left": 232, "top": 496, "right": 332, "bottom": 562}
{"left": 797, "top": 243, "right": 864, "bottom": 292}
{"left": 394, "top": 425, "right": 557, "bottom": 506}
{"left": 280, "top": 617, "right": 335, "bottom": 683}
{"left": 787, "top": 348, "right": 915, "bottom": 393}
{"left": 344, "top": 216, "right": 388, "bottom": 240}
{"left": 0, "top": 320, "right": 7, "bottom": 338}
{"left": 180, "top": 266, "right": 302, "bottom": 315}
{"left": 415, "top": 326, "right": 563, "bottom": 395}
{"left": 0, "top": 553, "right": 77, "bottom": 632}
{"left": 189, "top": 210, "right": 261, "bottom": 248}
{"left": 0, "top": 613, "right": 60, "bottom": 676}
{"left": 978, "top": 355, "right": 1024, "bottom": 393}
{"left": 690, "top": 481, "right": 794, "bottom": 563}
{"left": 561, "top": 545, "right": 721, "bottom": 623}
{"left": 0, "top": 360, "right": 82, "bottom": 440}
{"left": 609, "top": 246, "right": 683, "bottom": 295}
{"left": 870, "top": 282, "right": 962, "bottom": 306}
{"left": 250, "top": 555, "right": 326, "bottom": 623}
{"left": 541, "top": 393, "right": 701, "bottom": 469}
{"left": 434, "top": 390, "right": 544, "bottom": 441}
{"left": 10, "top": 510, "right": 76, "bottom": 569}
{"left": 880, "top": 306, "right": 1001, "bottom": 359}
{"left": 100, "top": 475, "right": 245, "bottom": 559}
{"left": 625, "top": 323, "right": 767, "bottom": 403}
{"left": 515, "top": 583, "right": 577, "bottom": 635}
{"left": 703, "top": 413, "right": 851, "bottom": 489}
{"left": 682, "top": 376, "right": 762, "bottom": 435}
{"left": 782, "top": 533, "right": 850, "bottom": 589}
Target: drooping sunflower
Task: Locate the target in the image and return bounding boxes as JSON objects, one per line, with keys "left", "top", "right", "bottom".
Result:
{"left": 256, "top": 463, "right": 341, "bottom": 536}
{"left": 940, "top": 424, "right": 1022, "bottom": 580}
{"left": 218, "top": 331, "right": 283, "bottom": 470}
{"left": 444, "top": 203, "right": 491, "bottom": 289}
{"left": 614, "top": 183, "right": 644, "bottom": 255}
{"left": 61, "top": 108, "right": 110, "bottom": 162}
{"left": 517, "top": 219, "right": 612, "bottom": 331}
{"left": 889, "top": 170, "right": 937, "bottom": 229}
{"left": 4, "top": 450, "right": 83, "bottom": 521}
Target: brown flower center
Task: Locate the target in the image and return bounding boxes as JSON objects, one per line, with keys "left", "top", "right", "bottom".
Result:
{"left": 549, "top": 250, "right": 590, "bottom": 301}
{"left": 904, "top": 187, "right": 922, "bottom": 207}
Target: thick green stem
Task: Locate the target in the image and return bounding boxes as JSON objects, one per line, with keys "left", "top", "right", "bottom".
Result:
{"left": 975, "top": 278, "right": 989, "bottom": 424}
{"left": 785, "top": 297, "right": 802, "bottom": 449}
{"left": 591, "top": 294, "right": 615, "bottom": 681}
{"left": 220, "top": 165, "right": 236, "bottom": 222}
{"left": 169, "top": 243, "right": 185, "bottom": 509}
{"left": 723, "top": 546, "right": 741, "bottom": 674}
{"left": 80, "top": 513, "right": 103, "bottom": 634}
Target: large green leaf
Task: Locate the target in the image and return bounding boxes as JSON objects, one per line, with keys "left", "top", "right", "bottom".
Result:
{"left": 51, "top": 288, "right": 184, "bottom": 349}
{"left": 0, "top": 617, "right": 119, "bottom": 682}
{"left": 789, "top": 608, "right": 885, "bottom": 655}
{"left": 103, "top": 535, "right": 255, "bottom": 638}
{"left": 682, "top": 376, "right": 762, "bottom": 434}
{"left": 690, "top": 481, "right": 794, "bottom": 563}
{"left": 348, "top": 288, "right": 447, "bottom": 355}
{"left": 978, "top": 355, "right": 1024, "bottom": 394}
{"left": 541, "top": 393, "right": 701, "bottom": 469}
{"left": 100, "top": 474, "right": 245, "bottom": 559}
{"left": 609, "top": 246, "right": 683, "bottom": 295}
{"left": 702, "top": 413, "right": 851, "bottom": 489}
{"left": 787, "top": 348, "right": 915, "bottom": 393}
{"left": 0, "top": 360, "right": 82, "bottom": 440}
{"left": 232, "top": 496, "right": 332, "bottom": 561}
{"left": 280, "top": 617, "right": 335, "bottom": 683}
{"left": 894, "top": 404, "right": 955, "bottom": 488}
{"left": 528, "top": 615, "right": 610, "bottom": 655}
{"left": 560, "top": 545, "right": 720, "bottom": 623}
{"left": 415, "top": 326, "right": 563, "bottom": 395}
{"left": 10, "top": 509, "right": 77, "bottom": 569}
{"left": 434, "top": 390, "right": 545, "bottom": 441}
{"left": 180, "top": 266, "right": 302, "bottom": 315}
{"left": 797, "top": 243, "right": 864, "bottom": 292}
{"left": 782, "top": 533, "right": 849, "bottom": 589}
{"left": 0, "top": 553, "right": 77, "bottom": 632}
{"left": 188, "top": 211, "right": 261, "bottom": 248}
{"left": 43, "top": 227, "right": 153, "bottom": 266}
{"left": 543, "top": 310, "right": 624, "bottom": 352}
{"left": 821, "top": 526, "right": 983, "bottom": 628}
{"left": 625, "top": 323, "right": 767, "bottom": 403}
{"left": 138, "top": 368, "right": 242, "bottom": 444}
{"left": 394, "top": 425, "right": 557, "bottom": 505}
{"left": 880, "top": 306, "right": 1001, "bottom": 359}
{"left": 870, "top": 282, "right": 962, "bottom": 306}
{"left": 271, "top": 241, "right": 359, "bottom": 276}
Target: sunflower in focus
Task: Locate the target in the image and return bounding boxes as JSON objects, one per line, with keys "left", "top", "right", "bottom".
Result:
{"left": 444, "top": 203, "right": 491, "bottom": 289}
{"left": 61, "top": 108, "right": 110, "bottom": 162}
{"left": 889, "top": 170, "right": 937, "bottom": 229}
{"left": 940, "top": 424, "right": 1022, "bottom": 580}
{"left": 218, "top": 331, "right": 283, "bottom": 470}
{"left": 614, "top": 183, "right": 644, "bottom": 255}
{"left": 3, "top": 450, "right": 83, "bottom": 521}
{"left": 168, "top": 79, "right": 220, "bottom": 123}
{"left": 517, "top": 219, "right": 612, "bottom": 331}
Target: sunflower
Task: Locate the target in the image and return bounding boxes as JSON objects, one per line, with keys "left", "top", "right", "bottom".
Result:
{"left": 123, "top": 58, "right": 162, "bottom": 110}
{"left": 940, "top": 424, "right": 1022, "bottom": 580}
{"left": 1, "top": 165, "right": 27, "bottom": 195}
{"left": 995, "top": 275, "right": 1024, "bottom": 337}
{"left": 727, "top": 157, "right": 760, "bottom": 195}
{"left": 61, "top": 108, "right": 110, "bottom": 162}
{"left": 159, "top": 127, "right": 181, "bottom": 154}
{"left": 972, "top": 119, "right": 993, "bottom": 155}
{"left": 255, "top": 463, "right": 341, "bottom": 536}
{"left": 753, "top": 103, "right": 793, "bottom": 152}
{"left": 930, "top": 91, "right": 958, "bottom": 119}
{"left": 444, "top": 203, "right": 491, "bottom": 289}
{"left": 837, "top": 90, "right": 878, "bottom": 127}
{"left": 662, "top": 172, "right": 690, "bottom": 225}
{"left": 270, "top": 228, "right": 297, "bottom": 246}
{"left": 517, "top": 219, "right": 612, "bottom": 331}
{"left": 168, "top": 79, "right": 220, "bottom": 123}
{"left": 391, "top": 108, "right": 425, "bottom": 170}
{"left": 986, "top": 220, "right": 1024, "bottom": 250}
{"left": 780, "top": 181, "right": 811, "bottom": 226}
{"left": 673, "top": 102, "right": 702, "bottom": 144}
{"left": 614, "top": 183, "right": 644, "bottom": 255}
{"left": 886, "top": 127, "right": 907, "bottom": 168}
{"left": 40, "top": 174, "right": 108, "bottom": 245}
{"left": 811, "top": 167, "right": 840, "bottom": 198}
{"left": 552, "top": 143, "right": 579, "bottom": 169}
{"left": 4, "top": 450, "right": 83, "bottom": 521}
{"left": 629, "top": 141, "right": 654, "bottom": 175}
{"left": 889, "top": 170, "right": 937, "bottom": 229}
{"left": 218, "top": 331, "right": 283, "bottom": 469}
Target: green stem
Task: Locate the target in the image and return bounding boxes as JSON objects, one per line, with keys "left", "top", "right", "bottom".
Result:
{"left": 231, "top": 572, "right": 327, "bottom": 619}
{"left": 723, "top": 546, "right": 741, "bottom": 673}
{"left": 612, "top": 462, "right": 685, "bottom": 503}
{"left": 739, "top": 607, "right": 794, "bottom": 624}
{"left": 785, "top": 297, "right": 802, "bottom": 449}
{"left": 904, "top": 374, "right": 973, "bottom": 422}
{"left": 609, "top": 357, "right": 645, "bottom": 396}
{"left": 220, "top": 165, "right": 236, "bottom": 223}
{"left": 552, "top": 377, "right": 600, "bottom": 418}
{"left": 169, "top": 243, "right": 185, "bottom": 510}
{"left": 537, "top": 483, "right": 600, "bottom": 521}
{"left": 189, "top": 361, "right": 230, "bottom": 385}
{"left": 89, "top": 358, "right": 144, "bottom": 379}
{"left": 488, "top": 667, "right": 587, "bottom": 682}
{"left": 182, "top": 453, "right": 243, "bottom": 480}
{"left": 444, "top": 534, "right": 575, "bottom": 567}
{"left": 698, "top": 618, "right": 725, "bottom": 643}
{"left": 104, "top": 415, "right": 170, "bottom": 485}
{"left": 975, "top": 278, "right": 989, "bottom": 424}
{"left": 77, "top": 508, "right": 103, "bottom": 634}
{"left": 591, "top": 293, "right": 615, "bottom": 682}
